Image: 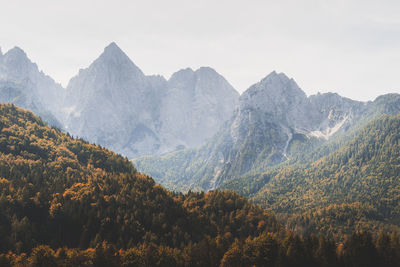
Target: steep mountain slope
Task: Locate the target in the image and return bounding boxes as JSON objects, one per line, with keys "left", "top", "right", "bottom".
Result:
{"left": 0, "top": 103, "right": 280, "bottom": 256}
{"left": 63, "top": 42, "right": 239, "bottom": 158}
{"left": 0, "top": 47, "right": 64, "bottom": 126}
{"left": 134, "top": 72, "right": 370, "bottom": 191}
{"left": 159, "top": 67, "right": 239, "bottom": 153}
{"left": 249, "top": 114, "right": 400, "bottom": 237}
{"left": 63, "top": 42, "right": 166, "bottom": 157}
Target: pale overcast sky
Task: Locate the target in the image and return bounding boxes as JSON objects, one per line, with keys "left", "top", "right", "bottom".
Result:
{"left": 0, "top": 0, "right": 399, "bottom": 101}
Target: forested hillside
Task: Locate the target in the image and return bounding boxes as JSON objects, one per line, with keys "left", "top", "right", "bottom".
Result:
{"left": 0, "top": 103, "right": 279, "bottom": 248}
{"left": 1, "top": 104, "right": 400, "bottom": 266}
{"left": 223, "top": 114, "right": 400, "bottom": 239}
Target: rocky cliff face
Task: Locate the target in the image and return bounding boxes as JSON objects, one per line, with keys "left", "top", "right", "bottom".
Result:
{"left": 134, "top": 72, "right": 381, "bottom": 191}
{"left": 158, "top": 67, "right": 239, "bottom": 153}
{"left": 63, "top": 42, "right": 166, "bottom": 157}
{"left": 62, "top": 43, "right": 239, "bottom": 158}
{"left": 0, "top": 46, "right": 64, "bottom": 127}
{"left": 205, "top": 72, "right": 366, "bottom": 188}
{"left": 0, "top": 43, "right": 239, "bottom": 158}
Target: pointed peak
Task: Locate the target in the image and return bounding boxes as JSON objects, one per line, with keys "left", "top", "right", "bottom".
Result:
{"left": 5, "top": 46, "right": 28, "bottom": 59}
{"left": 76, "top": 42, "right": 146, "bottom": 80}
{"left": 269, "top": 70, "right": 278, "bottom": 76}
{"left": 195, "top": 67, "right": 233, "bottom": 85}
{"left": 104, "top": 42, "right": 122, "bottom": 52}
{"left": 99, "top": 42, "right": 130, "bottom": 61}
{"left": 243, "top": 70, "right": 306, "bottom": 100}
{"left": 262, "top": 71, "right": 290, "bottom": 83}
{"left": 94, "top": 42, "right": 143, "bottom": 72}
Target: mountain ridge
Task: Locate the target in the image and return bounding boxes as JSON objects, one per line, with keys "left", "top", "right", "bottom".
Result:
{"left": 134, "top": 72, "right": 400, "bottom": 192}
{"left": 0, "top": 43, "right": 240, "bottom": 158}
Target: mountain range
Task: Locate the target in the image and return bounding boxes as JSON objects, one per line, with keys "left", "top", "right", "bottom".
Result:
{"left": 132, "top": 71, "right": 400, "bottom": 238}
{"left": 0, "top": 43, "right": 239, "bottom": 158}
{"left": 2, "top": 43, "right": 400, "bottom": 239}
{"left": 134, "top": 72, "right": 400, "bottom": 191}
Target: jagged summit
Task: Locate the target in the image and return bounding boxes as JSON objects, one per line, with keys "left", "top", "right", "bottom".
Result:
{"left": 246, "top": 71, "right": 305, "bottom": 98}
{"left": 95, "top": 42, "right": 142, "bottom": 73}
{"left": 169, "top": 67, "right": 226, "bottom": 81}
{"left": 168, "top": 68, "right": 195, "bottom": 86}
{"left": 257, "top": 70, "right": 290, "bottom": 83}
{"left": 239, "top": 72, "right": 308, "bottom": 123}
{"left": 0, "top": 46, "right": 42, "bottom": 84}
{"left": 4, "top": 46, "right": 29, "bottom": 61}
{"left": 101, "top": 42, "right": 128, "bottom": 59}
{"left": 263, "top": 70, "right": 278, "bottom": 79}
{"left": 2, "top": 46, "right": 34, "bottom": 68}
{"left": 105, "top": 41, "right": 120, "bottom": 50}
{"left": 67, "top": 42, "right": 146, "bottom": 91}
{"left": 168, "top": 66, "right": 238, "bottom": 94}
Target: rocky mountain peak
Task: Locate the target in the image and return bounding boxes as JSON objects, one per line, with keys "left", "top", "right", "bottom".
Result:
{"left": 0, "top": 46, "right": 64, "bottom": 127}
{"left": 67, "top": 43, "right": 147, "bottom": 96}
{"left": 1, "top": 47, "right": 38, "bottom": 78}
{"left": 239, "top": 71, "right": 308, "bottom": 120}
{"left": 168, "top": 68, "right": 195, "bottom": 89}
{"left": 91, "top": 42, "right": 145, "bottom": 79}
{"left": 104, "top": 41, "right": 120, "bottom": 51}
{"left": 194, "top": 67, "right": 238, "bottom": 97}
{"left": 257, "top": 71, "right": 306, "bottom": 99}
{"left": 101, "top": 42, "right": 128, "bottom": 60}
{"left": 63, "top": 43, "right": 167, "bottom": 157}
{"left": 4, "top": 46, "right": 28, "bottom": 59}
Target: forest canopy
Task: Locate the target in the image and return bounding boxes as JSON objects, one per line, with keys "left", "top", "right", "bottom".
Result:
{"left": 0, "top": 104, "right": 400, "bottom": 266}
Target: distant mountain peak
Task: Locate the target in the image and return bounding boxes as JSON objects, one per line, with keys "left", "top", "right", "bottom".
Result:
{"left": 1, "top": 46, "right": 40, "bottom": 76}
{"left": 261, "top": 71, "right": 291, "bottom": 83}
{"left": 97, "top": 42, "right": 135, "bottom": 65}
{"left": 78, "top": 42, "right": 146, "bottom": 81}
{"left": 2, "top": 46, "right": 37, "bottom": 73}
{"left": 103, "top": 42, "right": 123, "bottom": 54}
{"left": 168, "top": 68, "right": 195, "bottom": 86}
{"left": 5, "top": 46, "right": 29, "bottom": 60}
{"left": 196, "top": 66, "right": 217, "bottom": 74}
{"left": 244, "top": 71, "right": 305, "bottom": 102}
{"left": 172, "top": 67, "right": 195, "bottom": 76}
